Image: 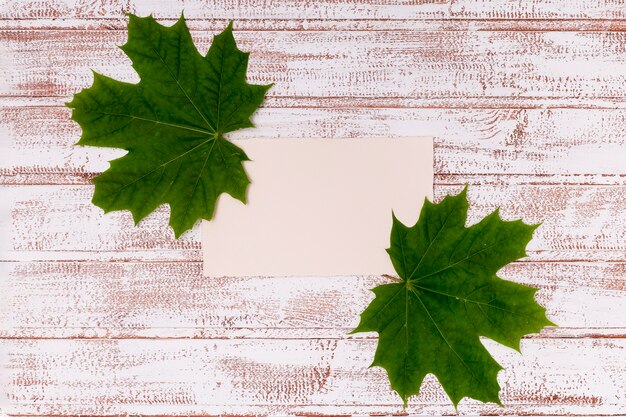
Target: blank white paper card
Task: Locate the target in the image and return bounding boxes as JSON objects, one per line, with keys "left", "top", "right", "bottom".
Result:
{"left": 202, "top": 137, "right": 433, "bottom": 277}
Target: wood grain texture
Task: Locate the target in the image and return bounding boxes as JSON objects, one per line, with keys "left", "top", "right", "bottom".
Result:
{"left": 2, "top": 106, "right": 626, "bottom": 185}
{"left": 3, "top": 29, "right": 626, "bottom": 103}
{"left": 1, "top": 261, "right": 624, "bottom": 339}
{"left": 2, "top": 0, "right": 626, "bottom": 21}
{"left": 1, "top": 338, "right": 625, "bottom": 415}
{"left": 6, "top": 18, "right": 626, "bottom": 32}
{"left": 1, "top": 0, "right": 625, "bottom": 415}
{"left": 2, "top": 184, "right": 625, "bottom": 262}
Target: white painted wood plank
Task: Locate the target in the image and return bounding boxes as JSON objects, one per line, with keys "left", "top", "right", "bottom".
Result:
{"left": 2, "top": 106, "right": 626, "bottom": 185}
{"left": 4, "top": 18, "right": 626, "bottom": 32}
{"left": 2, "top": 30, "right": 626, "bottom": 102}
{"left": 7, "top": 94, "right": 626, "bottom": 109}
{"left": 2, "top": 184, "right": 624, "bottom": 262}
{"left": 1, "top": 338, "right": 624, "bottom": 415}
{"left": 1, "top": 261, "right": 623, "bottom": 339}
{"left": 2, "top": 0, "right": 626, "bottom": 21}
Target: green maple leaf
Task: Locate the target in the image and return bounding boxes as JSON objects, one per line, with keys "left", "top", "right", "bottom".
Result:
{"left": 351, "top": 187, "right": 555, "bottom": 407}
{"left": 67, "top": 15, "right": 271, "bottom": 237}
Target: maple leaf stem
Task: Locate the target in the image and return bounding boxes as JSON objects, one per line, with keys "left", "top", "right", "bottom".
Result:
{"left": 382, "top": 274, "right": 403, "bottom": 282}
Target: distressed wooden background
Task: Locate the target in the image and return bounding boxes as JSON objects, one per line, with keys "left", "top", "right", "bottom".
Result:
{"left": 1, "top": 0, "right": 625, "bottom": 415}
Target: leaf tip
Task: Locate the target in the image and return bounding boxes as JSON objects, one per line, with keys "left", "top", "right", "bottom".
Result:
{"left": 459, "top": 183, "right": 469, "bottom": 197}
{"left": 347, "top": 326, "right": 361, "bottom": 335}
{"left": 170, "top": 221, "right": 187, "bottom": 240}
{"left": 265, "top": 82, "right": 275, "bottom": 90}
{"left": 89, "top": 68, "right": 103, "bottom": 83}
{"left": 127, "top": 12, "right": 148, "bottom": 28}
{"left": 173, "top": 11, "right": 190, "bottom": 32}
{"left": 545, "top": 315, "right": 558, "bottom": 328}
{"left": 451, "top": 399, "right": 460, "bottom": 411}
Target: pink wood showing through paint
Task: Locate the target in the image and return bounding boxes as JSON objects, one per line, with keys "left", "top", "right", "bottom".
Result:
{"left": 0, "top": 0, "right": 625, "bottom": 415}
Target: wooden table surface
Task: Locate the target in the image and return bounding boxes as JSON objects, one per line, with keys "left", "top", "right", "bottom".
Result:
{"left": 1, "top": 1, "right": 625, "bottom": 415}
